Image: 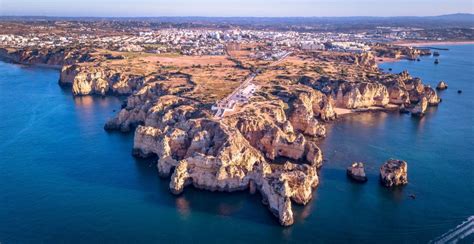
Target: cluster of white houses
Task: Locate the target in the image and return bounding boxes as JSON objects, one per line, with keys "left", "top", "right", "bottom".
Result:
{"left": 1, "top": 28, "right": 377, "bottom": 55}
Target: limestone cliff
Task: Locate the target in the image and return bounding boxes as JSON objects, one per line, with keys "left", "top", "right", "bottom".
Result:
{"left": 59, "top": 65, "right": 146, "bottom": 96}
{"left": 2, "top": 46, "right": 442, "bottom": 226}
{"left": 355, "top": 52, "right": 378, "bottom": 70}
{"left": 312, "top": 70, "right": 441, "bottom": 111}
{"left": 133, "top": 118, "right": 319, "bottom": 226}
{"left": 335, "top": 82, "right": 390, "bottom": 109}
{"left": 0, "top": 47, "right": 94, "bottom": 67}
{"left": 126, "top": 84, "right": 328, "bottom": 225}
{"left": 97, "top": 59, "right": 439, "bottom": 226}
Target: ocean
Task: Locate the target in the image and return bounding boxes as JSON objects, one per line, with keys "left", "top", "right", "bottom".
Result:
{"left": 0, "top": 44, "right": 473, "bottom": 243}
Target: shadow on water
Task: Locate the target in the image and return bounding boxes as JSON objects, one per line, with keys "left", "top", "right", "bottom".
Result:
{"left": 60, "top": 93, "right": 316, "bottom": 229}
{"left": 60, "top": 122, "right": 281, "bottom": 227}
{"left": 143, "top": 184, "right": 280, "bottom": 226}
{"left": 376, "top": 182, "right": 407, "bottom": 203}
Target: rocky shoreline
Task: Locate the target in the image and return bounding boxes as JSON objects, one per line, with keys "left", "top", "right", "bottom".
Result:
{"left": 0, "top": 46, "right": 441, "bottom": 226}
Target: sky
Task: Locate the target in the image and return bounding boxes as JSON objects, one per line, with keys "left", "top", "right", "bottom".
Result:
{"left": 0, "top": 0, "right": 473, "bottom": 17}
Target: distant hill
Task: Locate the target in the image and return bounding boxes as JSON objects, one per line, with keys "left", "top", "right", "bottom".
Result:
{"left": 0, "top": 13, "right": 473, "bottom": 30}
{"left": 431, "top": 13, "right": 474, "bottom": 21}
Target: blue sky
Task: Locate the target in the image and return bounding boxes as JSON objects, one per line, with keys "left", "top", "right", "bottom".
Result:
{"left": 0, "top": 0, "right": 473, "bottom": 17}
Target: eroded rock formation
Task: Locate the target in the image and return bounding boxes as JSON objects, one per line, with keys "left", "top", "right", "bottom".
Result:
{"left": 60, "top": 65, "right": 146, "bottom": 96}
{"left": 335, "top": 82, "right": 390, "bottom": 109}
{"left": 380, "top": 159, "right": 408, "bottom": 187}
{"left": 347, "top": 162, "right": 367, "bottom": 182}
{"left": 311, "top": 70, "right": 439, "bottom": 112}
{"left": 132, "top": 116, "right": 321, "bottom": 226}
{"left": 436, "top": 81, "right": 448, "bottom": 90}
{"left": 3, "top": 46, "right": 441, "bottom": 226}
{"left": 0, "top": 47, "right": 95, "bottom": 67}
{"left": 411, "top": 97, "right": 428, "bottom": 117}
{"left": 128, "top": 87, "right": 328, "bottom": 225}
{"left": 355, "top": 52, "right": 378, "bottom": 70}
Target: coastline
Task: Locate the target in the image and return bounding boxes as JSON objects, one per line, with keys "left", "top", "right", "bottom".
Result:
{"left": 0, "top": 47, "right": 63, "bottom": 70}
{"left": 0, "top": 55, "right": 62, "bottom": 70}
{"left": 0, "top": 58, "right": 401, "bottom": 124}
{"left": 375, "top": 56, "right": 403, "bottom": 64}
{"left": 392, "top": 40, "right": 474, "bottom": 47}
{"left": 2, "top": 15, "right": 473, "bottom": 242}
{"left": 0, "top": 46, "right": 442, "bottom": 228}
{"left": 377, "top": 41, "right": 474, "bottom": 64}
{"left": 334, "top": 104, "right": 399, "bottom": 118}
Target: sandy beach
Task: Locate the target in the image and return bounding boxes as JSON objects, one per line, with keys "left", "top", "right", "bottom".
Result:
{"left": 375, "top": 56, "right": 403, "bottom": 64}
{"left": 334, "top": 105, "right": 399, "bottom": 118}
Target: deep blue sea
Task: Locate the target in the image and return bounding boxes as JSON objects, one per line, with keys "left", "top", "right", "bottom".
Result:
{"left": 0, "top": 45, "right": 473, "bottom": 243}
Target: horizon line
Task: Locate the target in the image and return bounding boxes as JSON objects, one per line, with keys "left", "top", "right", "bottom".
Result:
{"left": 1, "top": 13, "right": 473, "bottom": 19}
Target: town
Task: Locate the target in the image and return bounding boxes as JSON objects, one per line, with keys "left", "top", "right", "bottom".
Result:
{"left": 1, "top": 17, "right": 471, "bottom": 57}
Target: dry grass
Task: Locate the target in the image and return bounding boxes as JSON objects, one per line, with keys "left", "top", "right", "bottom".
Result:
{"left": 76, "top": 48, "right": 378, "bottom": 107}
{"left": 81, "top": 50, "right": 251, "bottom": 104}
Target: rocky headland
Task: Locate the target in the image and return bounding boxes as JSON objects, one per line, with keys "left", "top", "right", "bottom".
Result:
{"left": 0, "top": 45, "right": 441, "bottom": 226}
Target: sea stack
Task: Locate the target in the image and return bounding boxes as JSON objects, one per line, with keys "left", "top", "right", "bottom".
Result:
{"left": 411, "top": 97, "right": 428, "bottom": 117}
{"left": 380, "top": 159, "right": 408, "bottom": 187}
{"left": 347, "top": 162, "right": 368, "bottom": 182}
{"left": 436, "top": 81, "right": 448, "bottom": 90}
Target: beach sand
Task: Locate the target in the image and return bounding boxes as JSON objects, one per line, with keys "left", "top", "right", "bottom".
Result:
{"left": 334, "top": 105, "right": 400, "bottom": 117}
{"left": 376, "top": 56, "right": 402, "bottom": 64}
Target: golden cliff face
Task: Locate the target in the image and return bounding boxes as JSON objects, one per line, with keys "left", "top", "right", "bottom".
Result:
{"left": 5, "top": 46, "right": 441, "bottom": 226}
{"left": 335, "top": 82, "right": 390, "bottom": 109}
{"left": 0, "top": 47, "right": 96, "bottom": 67}
{"left": 128, "top": 84, "right": 330, "bottom": 226}
{"left": 60, "top": 65, "right": 146, "bottom": 96}
{"left": 97, "top": 54, "right": 440, "bottom": 225}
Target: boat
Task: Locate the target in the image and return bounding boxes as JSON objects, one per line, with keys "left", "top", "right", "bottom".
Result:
{"left": 434, "top": 59, "right": 439, "bottom": 64}
{"left": 433, "top": 51, "right": 440, "bottom": 57}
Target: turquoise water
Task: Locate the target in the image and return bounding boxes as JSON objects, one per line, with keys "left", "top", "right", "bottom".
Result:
{"left": 0, "top": 45, "right": 473, "bottom": 243}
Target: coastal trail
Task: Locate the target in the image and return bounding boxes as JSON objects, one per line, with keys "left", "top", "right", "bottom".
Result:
{"left": 212, "top": 51, "right": 292, "bottom": 118}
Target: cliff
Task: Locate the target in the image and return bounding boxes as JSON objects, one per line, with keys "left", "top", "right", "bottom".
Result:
{"left": 123, "top": 80, "right": 329, "bottom": 226}
{"left": 59, "top": 64, "right": 146, "bottom": 96}
{"left": 2, "top": 46, "right": 442, "bottom": 226}
{"left": 0, "top": 47, "right": 94, "bottom": 68}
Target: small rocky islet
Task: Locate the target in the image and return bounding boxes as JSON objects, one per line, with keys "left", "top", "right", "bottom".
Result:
{"left": 0, "top": 45, "right": 439, "bottom": 226}
{"left": 347, "top": 162, "right": 368, "bottom": 182}
{"left": 347, "top": 160, "right": 409, "bottom": 187}
{"left": 436, "top": 81, "right": 448, "bottom": 90}
{"left": 380, "top": 159, "right": 409, "bottom": 187}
